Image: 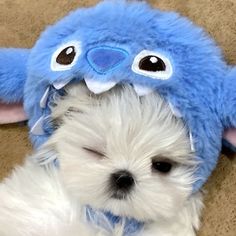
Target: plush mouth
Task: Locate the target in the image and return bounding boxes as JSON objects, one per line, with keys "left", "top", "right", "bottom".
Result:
{"left": 53, "top": 77, "right": 154, "bottom": 96}
{"left": 32, "top": 76, "right": 189, "bottom": 145}
{"left": 52, "top": 77, "right": 184, "bottom": 122}
{"left": 52, "top": 77, "right": 196, "bottom": 152}
{"left": 31, "top": 78, "right": 154, "bottom": 135}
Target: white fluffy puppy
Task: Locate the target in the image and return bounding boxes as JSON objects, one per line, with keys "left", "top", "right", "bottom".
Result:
{"left": 0, "top": 84, "right": 203, "bottom": 236}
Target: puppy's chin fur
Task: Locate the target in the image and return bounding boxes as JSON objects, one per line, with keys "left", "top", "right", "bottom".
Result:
{"left": 0, "top": 84, "right": 203, "bottom": 236}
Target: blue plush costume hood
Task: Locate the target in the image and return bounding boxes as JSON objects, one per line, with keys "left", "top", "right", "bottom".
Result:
{"left": 0, "top": 0, "right": 235, "bottom": 195}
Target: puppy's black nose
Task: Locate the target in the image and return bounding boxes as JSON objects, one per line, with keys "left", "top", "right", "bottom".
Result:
{"left": 111, "top": 170, "right": 134, "bottom": 191}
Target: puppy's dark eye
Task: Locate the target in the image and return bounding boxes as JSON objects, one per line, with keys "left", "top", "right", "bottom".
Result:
{"left": 56, "top": 46, "right": 76, "bottom": 65}
{"left": 82, "top": 147, "right": 105, "bottom": 158}
{"left": 152, "top": 160, "right": 172, "bottom": 173}
{"left": 139, "top": 55, "right": 166, "bottom": 72}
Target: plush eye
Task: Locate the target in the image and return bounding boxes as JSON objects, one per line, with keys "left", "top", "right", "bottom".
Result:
{"left": 51, "top": 41, "right": 81, "bottom": 71}
{"left": 82, "top": 147, "right": 105, "bottom": 159}
{"left": 132, "top": 50, "right": 172, "bottom": 80}
{"left": 139, "top": 55, "right": 166, "bottom": 72}
{"left": 56, "top": 46, "right": 76, "bottom": 65}
{"left": 152, "top": 159, "right": 173, "bottom": 174}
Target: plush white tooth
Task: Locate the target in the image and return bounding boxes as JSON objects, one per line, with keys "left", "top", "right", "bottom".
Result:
{"left": 133, "top": 84, "right": 153, "bottom": 96}
{"left": 40, "top": 87, "right": 50, "bottom": 108}
{"left": 53, "top": 78, "right": 72, "bottom": 90}
{"left": 30, "top": 116, "right": 45, "bottom": 135}
{"left": 189, "top": 131, "right": 195, "bottom": 152}
{"left": 168, "top": 101, "right": 182, "bottom": 118}
{"left": 84, "top": 78, "right": 117, "bottom": 94}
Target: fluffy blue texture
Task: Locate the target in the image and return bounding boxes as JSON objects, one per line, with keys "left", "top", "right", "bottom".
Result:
{"left": 86, "top": 206, "right": 144, "bottom": 235}
{"left": 0, "top": 48, "right": 29, "bottom": 103}
{"left": 221, "top": 67, "right": 236, "bottom": 127}
{"left": 0, "top": 1, "right": 235, "bottom": 192}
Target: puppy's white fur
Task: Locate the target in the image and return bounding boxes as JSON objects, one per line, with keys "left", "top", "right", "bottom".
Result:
{"left": 0, "top": 84, "right": 203, "bottom": 235}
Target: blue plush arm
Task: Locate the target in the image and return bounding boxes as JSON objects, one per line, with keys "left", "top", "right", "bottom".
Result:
{"left": 0, "top": 48, "right": 30, "bottom": 103}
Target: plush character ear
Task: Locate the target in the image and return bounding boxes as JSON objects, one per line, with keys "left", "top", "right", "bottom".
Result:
{"left": 222, "top": 67, "right": 236, "bottom": 151}
{"left": 223, "top": 128, "right": 236, "bottom": 152}
{"left": 0, "top": 48, "right": 30, "bottom": 124}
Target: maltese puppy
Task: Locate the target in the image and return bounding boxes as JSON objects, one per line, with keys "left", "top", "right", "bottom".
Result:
{"left": 0, "top": 84, "right": 202, "bottom": 236}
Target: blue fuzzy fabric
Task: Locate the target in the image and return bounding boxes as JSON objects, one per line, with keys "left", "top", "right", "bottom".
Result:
{"left": 0, "top": 0, "right": 235, "bottom": 192}
{"left": 0, "top": 48, "right": 29, "bottom": 103}
{"left": 85, "top": 206, "right": 144, "bottom": 235}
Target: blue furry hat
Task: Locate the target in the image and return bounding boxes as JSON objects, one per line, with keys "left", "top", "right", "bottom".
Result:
{"left": 0, "top": 0, "right": 235, "bottom": 194}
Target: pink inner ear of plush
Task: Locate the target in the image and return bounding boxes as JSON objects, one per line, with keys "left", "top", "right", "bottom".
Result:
{"left": 0, "top": 102, "right": 28, "bottom": 124}
{"left": 223, "top": 128, "right": 236, "bottom": 147}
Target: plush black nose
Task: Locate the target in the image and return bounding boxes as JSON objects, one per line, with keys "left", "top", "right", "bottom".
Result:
{"left": 111, "top": 170, "right": 134, "bottom": 191}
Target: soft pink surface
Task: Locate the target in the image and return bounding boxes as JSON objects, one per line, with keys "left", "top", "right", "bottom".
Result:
{"left": 224, "top": 128, "right": 236, "bottom": 147}
{"left": 0, "top": 102, "right": 27, "bottom": 124}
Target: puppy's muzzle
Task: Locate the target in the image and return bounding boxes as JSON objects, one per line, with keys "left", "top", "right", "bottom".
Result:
{"left": 110, "top": 170, "right": 134, "bottom": 199}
